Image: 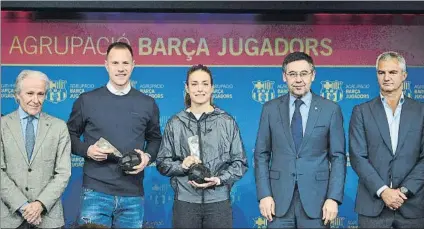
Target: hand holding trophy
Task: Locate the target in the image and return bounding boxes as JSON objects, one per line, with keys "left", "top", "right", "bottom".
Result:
{"left": 185, "top": 135, "right": 213, "bottom": 186}
{"left": 90, "top": 137, "right": 123, "bottom": 162}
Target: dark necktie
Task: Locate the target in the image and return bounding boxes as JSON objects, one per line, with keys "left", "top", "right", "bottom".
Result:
{"left": 291, "top": 99, "right": 304, "bottom": 152}
{"left": 25, "top": 115, "right": 35, "bottom": 160}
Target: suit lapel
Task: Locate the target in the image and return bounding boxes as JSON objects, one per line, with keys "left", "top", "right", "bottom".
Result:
{"left": 278, "top": 94, "right": 296, "bottom": 154}
{"left": 29, "top": 113, "right": 52, "bottom": 164}
{"left": 299, "top": 94, "right": 321, "bottom": 152}
{"left": 369, "top": 98, "right": 393, "bottom": 155}
{"left": 6, "top": 111, "right": 29, "bottom": 165}
{"left": 395, "top": 98, "right": 413, "bottom": 157}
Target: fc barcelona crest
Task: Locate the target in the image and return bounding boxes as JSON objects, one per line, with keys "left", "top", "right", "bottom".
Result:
{"left": 402, "top": 81, "right": 413, "bottom": 98}
{"left": 252, "top": 216, "right": 267, "bottom": 228}
{"left": 252, "top": 80, "right": 276, "bottom": 104}
{"left": 47, "top": 80, "right": 67, "bottom": 104}
{"left": 320, "top": 80, "right": 344, "bottom": 102}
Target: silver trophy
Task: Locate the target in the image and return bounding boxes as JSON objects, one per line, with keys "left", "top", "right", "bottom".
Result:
{"left": 95, "top": 137, "right": 123, "bottom": 158}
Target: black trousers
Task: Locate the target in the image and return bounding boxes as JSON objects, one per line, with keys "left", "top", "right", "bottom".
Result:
{"left": 172, "top": 199, "right": 233, "bottom": 228}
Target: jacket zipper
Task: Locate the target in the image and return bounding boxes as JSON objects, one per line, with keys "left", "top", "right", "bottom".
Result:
{"left": 196, "top": 115, "right": 205, "bottom": 205}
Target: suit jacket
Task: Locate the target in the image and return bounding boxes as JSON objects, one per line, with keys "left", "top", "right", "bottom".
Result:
{"left": 254, "top": 93, "right": 346, "bottom": 218}
{"left": 1, "top": 111, "right": 72, "bottom": 228}
{"left": 349, "top": 96, "right": 424, "bottom": 218}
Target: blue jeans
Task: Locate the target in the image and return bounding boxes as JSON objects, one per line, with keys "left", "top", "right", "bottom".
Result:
{"left": 78, "top": 188, "right": 144, "bottom": 228}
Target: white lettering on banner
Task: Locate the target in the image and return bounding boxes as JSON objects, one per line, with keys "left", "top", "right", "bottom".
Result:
{"left": 138, "top": 37, "right": 209, "bottom": 61}
{"left": 213, "top": 84, "right": 234, "bottom": 100}
{"left": 139, "top": 84, "right": 165, "bottom": 99}
{"left": 413, "top": 83, "right": 424, "bottom": 100}
{"left": 8, "top": 36, "right": 131, "bottom": 55}
{"left": 139, "top": 84, "right": 165, "bottom": 89}
{"left": 344, "top": 83, "right": 371, "bottom": 100}
{"left": 1, "top": 84, "right": 15, "bottom": 99}
{"left": 71, "top": 155, "right": 84, "bottom": 167}
{"left": 40, "top": 36, "right": 53, "bottom": 54}
{"left": 277, "top": 84, "right": 289, "bottom": 97}
{"left": 83, "top": 37, "right": 96, "bottom": 55}
{"left": 69, "top": 83, "right": 96, "bottom": 99}
{"left": 150, "top": 183, "right": 173, "bottom": 206}
{"left": 218, "top": 37, "right": 332, "bottom": 57}
{"left": 8, "top": 36, "right": 333, "bottom": 59}
{"left": 347, "top": 219, "right": 359, "bottom": 228}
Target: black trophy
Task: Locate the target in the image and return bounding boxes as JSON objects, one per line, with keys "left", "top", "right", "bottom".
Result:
{"left": 119, "top": 151, "right": 142, "bottom": 172}
{"left": 188, "top": 163, "right": 212, "bottom": 184}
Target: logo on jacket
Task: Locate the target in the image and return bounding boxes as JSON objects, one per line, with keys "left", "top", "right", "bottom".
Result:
{"left": 252, "top": 80, "right": 276, "bottom": 104}
{"left": 403, "top": 81, "right": 413, "bottom": 98}
{"left": 320, "top": 80, "right": 344, "bottom": 102}
{"left": 47, "top": 80, "right": 67, "bottom": 103}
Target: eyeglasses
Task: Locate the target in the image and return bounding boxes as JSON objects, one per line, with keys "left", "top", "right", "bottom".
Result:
{"left": 285, "top": 70, "right": 313, "bottom": 79}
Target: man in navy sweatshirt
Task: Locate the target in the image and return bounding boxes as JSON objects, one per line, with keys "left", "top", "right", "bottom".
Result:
{"left": 67, "top": 42, "right": 162, "bottom": 228}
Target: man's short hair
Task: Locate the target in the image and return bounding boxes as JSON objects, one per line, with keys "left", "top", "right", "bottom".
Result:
{"left": 376, "top": 51, "right": 407, "bottom": 72}
{"left": 106, "top": 42, "right": 133, "bottom": 57}
{"left": 282, "top": 52, "right": 315, "bottom": 72}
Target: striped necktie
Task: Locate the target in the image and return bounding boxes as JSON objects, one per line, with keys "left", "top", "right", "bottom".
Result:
{"left": 25, "top": 115, "right": 35, "bottom": 160}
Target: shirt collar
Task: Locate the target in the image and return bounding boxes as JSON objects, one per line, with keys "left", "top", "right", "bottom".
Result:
{"left": 380, "top": 93, "right": 405, "bottom": 106}
{"left": 106, "top": 82, "right": 131, "bottom": 95}
{"left": 290, "top": 91, "right": 312, "bottom": 108}
{"left": 18, "top": 106, "right": 40, "bottom": 120}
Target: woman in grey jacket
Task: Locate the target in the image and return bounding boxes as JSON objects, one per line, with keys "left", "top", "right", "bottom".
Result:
{"left": 156, "top": 64, "right": 248, "bottom": 228}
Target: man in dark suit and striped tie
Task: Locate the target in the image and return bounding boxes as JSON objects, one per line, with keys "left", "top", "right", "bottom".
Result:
{"left": 254, "top": 52, "right": 346, "bottom": 228}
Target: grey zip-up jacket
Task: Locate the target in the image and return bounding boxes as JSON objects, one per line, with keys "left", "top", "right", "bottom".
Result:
{"left": 156, "top": 107, "right": 248, "bottom": 204}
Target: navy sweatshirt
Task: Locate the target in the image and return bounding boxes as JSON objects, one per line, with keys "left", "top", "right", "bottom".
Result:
{"left": 67, "top": 86, "right": 161, "bottom": 196}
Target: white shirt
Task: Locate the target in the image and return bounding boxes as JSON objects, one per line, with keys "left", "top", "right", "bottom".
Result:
{"left": 106, "top": 82, "right": 131, "bottom": 96}
{"left": 376, "top": 93, "right": 405, "bottom": 197}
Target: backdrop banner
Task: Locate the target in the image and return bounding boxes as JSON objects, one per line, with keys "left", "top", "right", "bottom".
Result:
{"left": 2, "top": 21, "right": 424, "bottom": 228}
